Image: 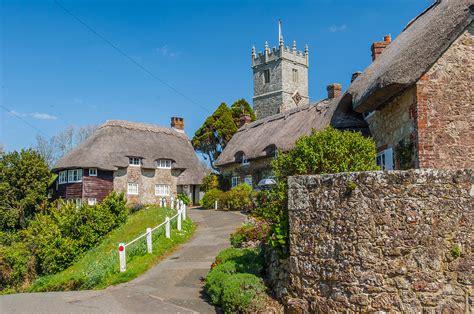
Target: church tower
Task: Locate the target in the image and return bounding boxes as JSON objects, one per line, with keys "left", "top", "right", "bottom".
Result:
{"left": 252, "top": 21, "right": 309, "bottom": 119}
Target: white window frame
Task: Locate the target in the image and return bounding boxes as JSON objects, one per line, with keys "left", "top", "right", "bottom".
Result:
{"left": 59, "top": 170, "right": 68, "bottom": 184}
{"left": 156, "top": 159, "right": 172, "bottom": 169}
{"left": 88, "top": 198, "right": 97, "bottom": 206}
{"left": 75, "top": 198, "right": 82, "bottom": 208}
{"left": 67, "top": 169, "right": 83, "bottom": 183}
{"left": 244, "top": 175, "right": 253, "bottom": 187}
{"left": 127, "top": 183, "right": 139, "bottom": 195}
{"left": 129, "top": 157, "right": 141, "bottom": 166}
{"left": 377, "top": 148, "right": 394, "bottom": 171}
{"left": 89, "top": 168, "right": 97, "bottom": 176}
{"left": 155, "top": 184, "right": 170, "bottom": 196}
{"left": 231, "top": 176, "right": 240, "bottom": 188}
{"left": 242, "top": 155, "right": 249, "bottom": 166}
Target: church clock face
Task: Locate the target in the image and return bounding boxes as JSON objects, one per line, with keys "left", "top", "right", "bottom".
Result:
{"left": 292, "top": 91, "right": 302, "bottom": 105}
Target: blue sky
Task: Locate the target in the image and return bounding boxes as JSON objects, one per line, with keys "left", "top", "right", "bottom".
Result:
{"left": 1, "top": 0, "right": 432, "bottom": 151}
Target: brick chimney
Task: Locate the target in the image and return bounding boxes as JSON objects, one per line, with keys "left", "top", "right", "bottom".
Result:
{"left": 327, "top": 83, "right": 342, "bottom": 99}
{"left": 351, "top": 71, "right": 362, "bottom": 83}
{"left": 371, "top": 35, "right": 391, "bottom": 61}
{"left": 171, "top": 117, "right": 184, "bottom": 133}
{"left": 239, "top": 114, "right": 252, "bottom": 127}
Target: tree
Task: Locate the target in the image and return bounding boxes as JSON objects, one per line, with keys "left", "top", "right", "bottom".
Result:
{"left": 76, "top": 125, "right": 98, "bottom": 146}
{"left": 35, "top": 135, "right": 56, "bottom": 168}
{"left": 192, "top": 99, "right": 255, "bottom": 170}
{"left": 256, "top": 128, "right": 379, "bottom": 256}
{"left": 0, "top": 149, "right": 53, "bottom": 231}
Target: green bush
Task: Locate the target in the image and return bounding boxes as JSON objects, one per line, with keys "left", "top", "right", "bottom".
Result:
{"left": 0, "top": 242, "right": 36, "bottom": 290}
{"left": 200, "top": 188, "right": 223, "bottom": 209}
{"left": 256, "top": 127, "right": 378, "bottom": 256}
{"left": 201, "top": 174, "right": 219, "bottom": 192}
{"left": 230, "top": 219, "right": 270, "bottom": 248}
{"left": 220, "top": 273, "right": 266, "bottom": 313}
{"left": 205, "top": 248, "right": 266, "bottom": 312}
{"left": 177, "top": 193, "right": 191, "bottom": 206}
{"left": 25, "top": 192, "right": 127, "bottom": 275}
{"left": 220, "top": 184, "right": 254, "bottom": 211}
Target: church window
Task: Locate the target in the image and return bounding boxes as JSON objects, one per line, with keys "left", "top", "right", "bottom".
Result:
{"left": 264, "top": 69, "right": 270, "bottom": 84}
{"left": 292, "top": 69, "right": 298, "bottom": 83}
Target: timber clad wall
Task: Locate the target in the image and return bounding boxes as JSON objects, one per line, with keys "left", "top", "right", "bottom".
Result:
{"left": 82, "top": 169, "right": 114, "bottom": 202}
{"left": 57, "top": 181, "right": 83, "bottom": 200}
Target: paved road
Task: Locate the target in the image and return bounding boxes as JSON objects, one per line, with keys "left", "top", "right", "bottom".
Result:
{"left": 1, "top": 208, "right": 246, "bottom": 314}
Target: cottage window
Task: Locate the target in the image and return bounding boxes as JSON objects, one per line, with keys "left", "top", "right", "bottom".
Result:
{"left": 89, "top": 168, "right": 97, "bottom": 176}
{"left": 157, "top": 159, "right": 172, "bottom": 169}
{"left": 59, "top": 171, "right": 68, "bottom": 184}
{"left": 127, "top": 183, "right": 139, "bottom": 195}
{"left": 155, "top": 184, "right": 170, "bottom": 196}
{"left": 376, "top": 148, "right": 394, "bottom": 171}
{"left": 242, "top": 155, "right": 249, "bottom": 166}
{"left": 244, "top": 175, "right": 253, "bottom": 187}
{"left": 88, "top": 198, "right": 97, "bottom": 206}
{"left": 129, "top": 157, "right": 141, "bottom": 166}
{"left": 264, "top": 69, "right": 270, "bottom": 84}
{"left": 231, "top": 176, "right": 240, "bottom": 188}
{"left": 292, "top": 69, "right": 298, "bottom": 83}
{"left": 75, "top": 198, "right": 82, "bottom": 208}
{"left": 67, "top": 169, "right": 83, "bottom": 183}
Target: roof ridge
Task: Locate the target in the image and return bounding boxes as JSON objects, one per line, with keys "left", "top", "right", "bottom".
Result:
{"left": 100, "top": 120, "right": 188, "bottom": 140}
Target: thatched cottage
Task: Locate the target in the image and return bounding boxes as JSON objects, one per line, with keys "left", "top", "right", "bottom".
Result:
{"left": 52, "top": 118, "right": 206, "bottom": 206}
{"left": 343, "top": 0, "right": 473, "bottom": 170}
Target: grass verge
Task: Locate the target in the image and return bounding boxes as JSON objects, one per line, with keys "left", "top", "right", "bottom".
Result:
{"left": 28, "top": 206, "right": 195, "bottom": 292}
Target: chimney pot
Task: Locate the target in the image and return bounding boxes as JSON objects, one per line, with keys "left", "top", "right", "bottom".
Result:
{"left": 171, "top": 117, "right": 184, "bottom": 132}
{"left": 351, "top": 71, "right": 362, "bottom": 83}
{"left": 327, "top": 83, "right": 342, "bottom": 99}
{"left": 371, "top": 35, "right": 391, "bottom": 61}
{"left": 239, "top": 114, "right": 252, "bottom": 127}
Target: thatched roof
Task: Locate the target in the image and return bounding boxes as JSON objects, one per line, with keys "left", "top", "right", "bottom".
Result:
{"left": 53, "top": 120, "right": 206, "bottom": 185}
{"left": 347, "top": 0, "right": 473, "bottom": 112}
{"left": 215, "top": 98, "right": 368, "bottom": 167}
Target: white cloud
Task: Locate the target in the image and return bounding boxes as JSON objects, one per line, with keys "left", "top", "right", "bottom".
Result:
{"left": 9, "top": 110, "right": 57, "bottom": 120}
{"left": 156, "top": 45, "right": 181, "bottom": 58}
{"left": 30, "top": 112, "right": 57, "bottom": 120}
{"left": 329, "top": 24, "right": 347, "bottom": 32}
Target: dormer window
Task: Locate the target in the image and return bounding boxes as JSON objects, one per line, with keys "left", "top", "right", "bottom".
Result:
{"left": 157, "top": 159, "right": 172, "bottom": 169}
{"left": 242, "top": 155, "right": 249, "bottom": 166}
{"left": 89, "top": 168, "right": 97, "bottom": 176}
{"left": 129, "top": 157, "right": 141, "bottom": 166}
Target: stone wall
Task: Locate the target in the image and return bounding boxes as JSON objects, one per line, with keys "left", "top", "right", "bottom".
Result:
{"left": 285, "top": 169, "right": 473, "bottom": 312}
{"left": 219, "top": 157, "right": 273, "bottom": 189}
{"left": 415, "top": 24, "right": 474, "bottom": 169}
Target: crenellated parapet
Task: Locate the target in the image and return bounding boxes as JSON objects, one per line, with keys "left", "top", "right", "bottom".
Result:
{"left": 252, "top": 40, "right": 309, "bottom": 68}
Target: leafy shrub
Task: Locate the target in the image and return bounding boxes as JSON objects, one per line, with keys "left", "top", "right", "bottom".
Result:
{"left": 177, "top": 193, "right": 191, "bottom": 206}
{"left": 0, "top": 149, "right": 53, "bottom": 231}
{"left": 230, "top": 219, "right": 270, "bottom": 248}
{"left": 255, "top": 128, "right": 378, "bottom": 256}
{"left": 451, "top": 245, "right": 461, "bottom": 258}
{"left": 25, "top": 192, "right": 127, "bottom": 275}
{"left": 205, "top": 248, "right": 266, "bottom": 313}
{"left": 200, "top": 188, "right": 223, "bottom": 209}
{"left": 201, "top": 174, "right": 219, "bottom": 192}
{"left": 220, "top": 273, "right": 266, "bottom": 313}
{"left": 0, "top": 242, "right": 36, "bottom": 290}
{"left": 220, "top": 184, "right": 254, "bottom": 211}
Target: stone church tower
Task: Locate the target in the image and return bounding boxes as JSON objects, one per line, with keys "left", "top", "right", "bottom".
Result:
{"left": 252, "top": 23, "right": 309, "bottom": 119}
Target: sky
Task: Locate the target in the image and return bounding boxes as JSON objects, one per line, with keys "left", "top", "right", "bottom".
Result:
{"left": 1, "top": 0, "right": 433, "bottom": 152}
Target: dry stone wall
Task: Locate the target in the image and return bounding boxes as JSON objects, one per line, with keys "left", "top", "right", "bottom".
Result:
{"left": 285, "top": 169, "right": 473, "bottom": 313}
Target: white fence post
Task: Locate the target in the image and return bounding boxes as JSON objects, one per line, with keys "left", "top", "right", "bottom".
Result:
{"left": 165, "top": 217, "right": 170, "bottom": 238}
{"left": 146, "top": 228, "right": 152, "bottom": 253}
{"left": 214, "top": 200, "right": 218, "bottom": 210}
{"left": 177, "top": 210, "right": 182, "bottom": 231}
{"left": 171, "top": 197, "right": 174, "bottom": 209}
{"left": 183, "top": 204, "right": 187, "bottom": 220}
{"left": 119, "top": 243, "right": 126, "bottom": 272}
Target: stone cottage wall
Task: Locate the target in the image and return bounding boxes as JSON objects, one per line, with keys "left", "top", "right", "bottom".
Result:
{"left": 415, "top": 24, "right": 474, "bottom": 169}
{"left": 285, "top": 169, "right": 473, "bottom": 312}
